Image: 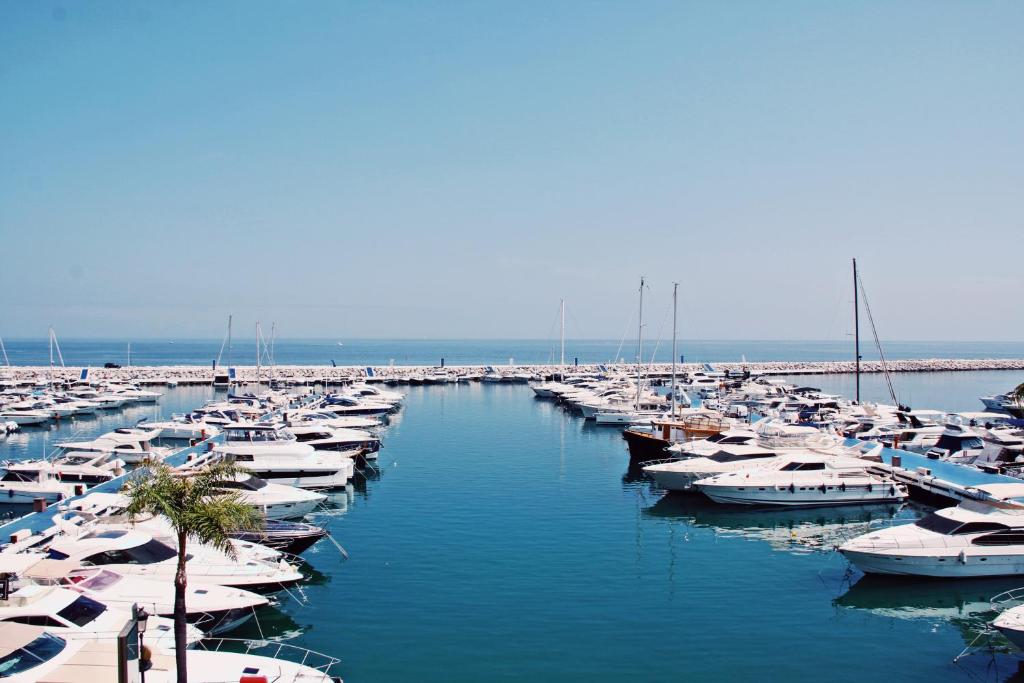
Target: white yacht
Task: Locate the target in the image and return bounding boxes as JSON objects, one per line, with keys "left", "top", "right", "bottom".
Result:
{"left": 47, "top": 528, "right": 304, "bottom": 592}
{"left": 58, "top": 427, "right": 171, "bottom": 464}
{"left": 214, "top": 473, "right": 326, "bottom": 520}
{"left": 0, "top": 622, "right": 341, "bottom": 683}
{"left": 644, "top": 444, "right": 781, "bottom": 492}
{"left": 0, "top": 576, "right": 199, "bottom": 650}
{"left": 39, "top": 562, "right": 268, "bottom": 635}
{"left": 925, "top": 423, "right": 986, "bottom": 463}
{"left": 283, "top": 408, "right": 381, "bottom": 431}
{"left": 138, "top": 417, "right": 221, "bottom": 440}
{"left": 320, "top": 395, "right": 394, "bottom": 417}
{"left": 3, "top": 452, "right": 125, "bottom": 485}
{"left": 285, "top": 423, "right": 380, "bottom": 456}
{"left": 993, "top": 599, "right": 1024, "bottom": 650}
{"left": 665, "top": 429, "right": 758, "bottom": 457}
{"left": 213, "top": 424, "right": 354, "bottom": 489}
{"left": 0, "top": 406, "right": 52, "bottom": 426}
{"left": 693, "top": 454, "right": 908, "bottom": 507}
{"left": 0, "top": 468, "right": 80, "bottom": 505}
{"left": 840, "top": 483, "right": 1024, "bottom": 577}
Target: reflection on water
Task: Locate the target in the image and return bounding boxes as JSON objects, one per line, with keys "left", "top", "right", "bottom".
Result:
{"left": 644, "top": 493, "right": 911, "bottom": 553}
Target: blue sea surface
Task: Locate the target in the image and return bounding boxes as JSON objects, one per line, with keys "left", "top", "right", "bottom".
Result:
{"left": 3, "top": 377, "right": 1024, "bottom": 681}
{"left": 2, "top": 338, "right": 1023, "bottom": 367}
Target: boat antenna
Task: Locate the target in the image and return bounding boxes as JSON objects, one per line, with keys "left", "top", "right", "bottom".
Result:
{"left": 853, "top": 258, "right": 860, "bottom": 403}
{"left": 215, "top": 314, "right": 232, "bottom": 368}
{"left": 671, "top": 282, "right": 678, "bottom": 418}
{"left": 856, "top": 268, "right": 899, "bottom": 407}
{"left": 636, "top": 276, "right": 645, "bottom": 411}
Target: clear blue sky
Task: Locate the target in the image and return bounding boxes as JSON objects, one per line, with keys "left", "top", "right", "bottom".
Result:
{"left": 2, "top": 1, "right": 1021, "bottom": 341}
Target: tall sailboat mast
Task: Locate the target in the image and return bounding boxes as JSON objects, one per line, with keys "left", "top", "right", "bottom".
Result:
{"left": 227, "top": 314, "right": 233, "bottom": 370}
{"left": 636, "top": 277, "right": 645, "bottom": 411}
{"left": 256, "top": 321, "right": 261, "bottom": 387}
{"left": 560, "top": 298, "right": 565, "bottom": 369}
{"left": 670, "top": 282, "right": 678, "bottom": 417}
{"left": 853, "top": 258, "right": 860, "bottom": 403}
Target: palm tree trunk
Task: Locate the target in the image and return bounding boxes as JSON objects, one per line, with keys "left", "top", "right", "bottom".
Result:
{"left": 174, "top": 531, "right": 189, "bottom": 683}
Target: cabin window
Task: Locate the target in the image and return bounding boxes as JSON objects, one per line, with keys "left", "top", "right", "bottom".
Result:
{"left": 972, "top": 531, "right": 1024, "bottom": 546}
{"left": 5, "top": 615, "right": 64, "bottom": 628}
{"left": 955, "top": 522, "right": 1010, "bottom": 535}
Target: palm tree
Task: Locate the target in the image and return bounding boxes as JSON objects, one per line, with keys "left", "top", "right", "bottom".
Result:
{"left": 1014, "top": 381, "right": 1024, "bottom": 404}
{"left": 123, "top": 461, "right": 262, "bottom": 683}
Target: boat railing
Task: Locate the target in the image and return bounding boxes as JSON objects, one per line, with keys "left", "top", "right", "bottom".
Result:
{"left": 990, "top": 587, "right": 1024, "bottom": 611}
{"left": 195, "top": 637, "right": 340, "bottom": 680}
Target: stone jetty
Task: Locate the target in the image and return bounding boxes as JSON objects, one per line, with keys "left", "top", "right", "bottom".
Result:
{"left": 1, "top": 357, "right": 1022, "bottom": 386}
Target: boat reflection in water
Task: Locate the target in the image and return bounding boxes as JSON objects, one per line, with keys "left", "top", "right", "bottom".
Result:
{"left": 837, "top": 575, "right": 1024, "bottom": 678}
{"left": 643, "top": 493, "right": 909, "bottom": 554}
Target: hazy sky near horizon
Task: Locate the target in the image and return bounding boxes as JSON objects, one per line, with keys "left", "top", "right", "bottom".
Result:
{"left": 2, "top": 1, "right": 1022, "bottom": 342}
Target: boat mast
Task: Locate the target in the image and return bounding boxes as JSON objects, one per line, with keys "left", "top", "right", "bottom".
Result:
{"left": 227, "top": 314, "right": 233, "bottom": 371}
{"left": 48, "top": 326, "right": 54, "bottom": 388}
{"left": 853, "top": 258, "right": 860, "bottom": 403}
{"left": 636, "top": 277, "right": 645, "bottom": 411}
{"left": 256, "top": 321, "right": 261, "bottom": 388}
{"left": 670, "top": 282, "right": 678, "bottom": 418}
{"left": 560, "top": 298, "right": 565, "bottom": 370}
{"left": 0, "top": 336, "right": 9, "bottom": 367}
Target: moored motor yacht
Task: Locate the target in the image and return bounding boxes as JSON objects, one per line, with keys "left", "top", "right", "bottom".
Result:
{"left": 693, "top": 454, "right": 908, "bottom": 507}
{"left": 58, "top": 427, "right": 171, "bottom": 464}
{"left": 3, "top": 451, "right": 125, "bottom": 485}
{"left": 46, "top": 528, "right": 304, "bottom": 592}
{"left": 840, "top": 483, "right": 1024, "bottom": 577}
{"left": 213, "top": 424, "right": 354, "bottom": 489}
{"left": 285, "top": 423, "right": 380, "bottom": 455}
{"left": 213, "top": 473, "right": 326, "bottom": 520}
{"left": 0, "top": 566, "right": 199, "bottom": 650}
{"left": 0, "top": 468, "right": 81, "bottom": 505}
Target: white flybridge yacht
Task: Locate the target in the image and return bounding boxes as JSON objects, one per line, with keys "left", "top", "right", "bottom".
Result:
{"left": 665, "top": 428, "right": 759, "bottom": 457}
{"left": 3, "top": 554, "right": 269, "bottom": 635}
{"left": 343, "top": 383, "right": 405, "bottom": 406}
{"left": 3, "top": 451, "right": 125, "bottom": 485}
{"left": 693, "top": 454, "right": 908, "bottom": 507}
{"left": 213, "top": 423, "right": 354, "bottom": 489}
{"left": 138, "top": 416, "right": 222, "bottom": 440}
{"left": 283, "top": 408, "right": 381, "bottom": 431}
{"left": 0, "top": 405, "right": 53, "bottom": 426}
{"left": 0, "top": 468, "right": 80, "bottom": 505}
{"left": 840, "top": 483, "right": 1024, "bottom": 577}
{"left": 284, "top": 423, "right": 380, "bottom": 456}
{"left": 644, "top": 423, "right": 883, "bottom": 493}
{"left": 923, "top": 422, "right": 989, "bottom": 463}
{"left": 58, "top": 427, "right": 171, "bottom": 464}
{"left": 213, "top": 473, "right": 326, "bottom": 520}
{"left": 320, "top": 395, "right": 394, "bottom": 417}
{"left": 46, "top": 527, "right": 304, "bottom": 592}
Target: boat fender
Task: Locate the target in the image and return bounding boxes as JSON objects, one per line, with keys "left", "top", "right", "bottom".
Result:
{"left": 889, "top": 486, "right": 895, "bottom": 496}
{"left": 7, "top": 489, "right": 12, "bottom": 498}
{"left": 867, "top": 483, "right": 873, "bottom": 492}
{"left": 840, "top": 482, "right": 846, "bottom": 492}
{"left": 958, "top": 550, "right": 967, "bottom": 564}
{"left": 789, "top": 483, "right": 795, "bottom": 493}
{"left": 820, "top": 484, "right": 827, "bottom": 493}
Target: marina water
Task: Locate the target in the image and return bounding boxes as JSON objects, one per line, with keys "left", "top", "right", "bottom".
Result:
{"left": 4, "top": 367, "right": 1024, "bottom": 681}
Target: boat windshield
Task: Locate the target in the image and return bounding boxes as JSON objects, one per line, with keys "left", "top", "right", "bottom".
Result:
{"left": 934, "top": 435, "right": 984, "bottom": 452}
{"left": 76, "top": 569, "right": 122, "bottom": 591}
{"left": 56, "top": 595, "right": 107, "bottom": 627}
{"left": 915, "top": 513, "right": 964, "bottom": 534}
{"left": 779, "top": 462, "right": 826, "bottom": 471}
{"left": 0, "top": 633, "right": 66, "bottom": 676}
{"left": 708, "top": 451, "right": 774, "bottom": 463}
{"left": 85, "top": 539, "right": 177, "bottom": 566}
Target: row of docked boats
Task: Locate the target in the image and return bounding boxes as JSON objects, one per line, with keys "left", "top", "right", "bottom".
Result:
{"left": 0, "top": 382, "right": 408, "bottom": 681}
{"left": 0, "top": 382, "right": 162, "bottom": 427}
{"left": 537, "top": 367, "right": 1024, "bottom": 657}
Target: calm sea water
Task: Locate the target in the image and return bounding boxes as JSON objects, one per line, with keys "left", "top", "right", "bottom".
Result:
{"left": 4, "top": 375, "right": 1024, "bottom": 681}
{"left": 3, "top": 338, "right": 1024, "bottom": 367}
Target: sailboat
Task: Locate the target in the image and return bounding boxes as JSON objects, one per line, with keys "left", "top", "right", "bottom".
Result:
{"left": 213, "top": 315, "right": 233, "bottom": 388}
